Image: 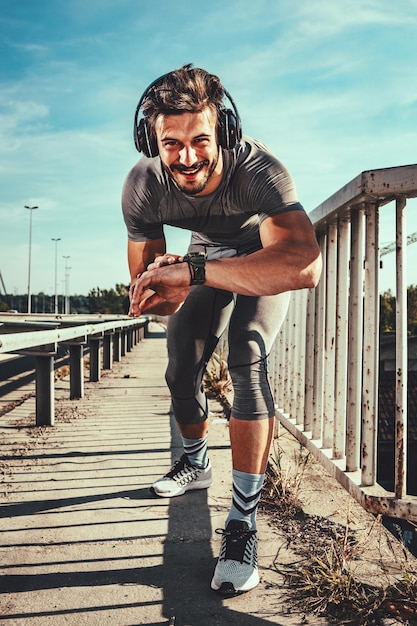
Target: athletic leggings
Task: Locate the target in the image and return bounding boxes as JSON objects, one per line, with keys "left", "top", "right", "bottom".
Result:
{"left": 165, "top": 285, "right": 290, "bottom": 425}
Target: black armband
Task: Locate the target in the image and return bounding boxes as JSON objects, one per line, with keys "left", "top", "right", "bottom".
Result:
{"left": 183, "top": 252, "right": 206, "bottom": 285}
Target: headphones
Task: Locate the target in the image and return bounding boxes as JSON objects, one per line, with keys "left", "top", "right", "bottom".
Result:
{"left": 133, "top": 72, "right": 242, "bottom": 157}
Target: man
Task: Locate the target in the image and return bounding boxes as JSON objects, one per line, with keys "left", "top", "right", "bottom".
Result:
{"left": 123, "top": 64, "right": 322, "bottom": 595}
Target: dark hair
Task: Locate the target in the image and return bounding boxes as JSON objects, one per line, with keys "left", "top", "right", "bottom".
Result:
{"left": 141, "top": 64, "right": 225, "bottom": 132}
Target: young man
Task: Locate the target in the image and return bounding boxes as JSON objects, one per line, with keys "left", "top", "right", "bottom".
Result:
{"left": 123, "top": 64, "right": 322, "bottom": 594}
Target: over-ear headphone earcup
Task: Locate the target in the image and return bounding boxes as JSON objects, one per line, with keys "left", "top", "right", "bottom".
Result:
{"left": 217, "top": 108, "right": 242, "bottom": 150}
{"left": 134, "top": 75, "right": 242, "bottom": 155}
{"left": 136, "top": 118, "right": 159, "bottom": 158}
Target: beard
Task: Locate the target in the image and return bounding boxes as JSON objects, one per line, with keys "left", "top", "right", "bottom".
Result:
{"left": 167, "top": 151, "right": 219, "bottom": 196}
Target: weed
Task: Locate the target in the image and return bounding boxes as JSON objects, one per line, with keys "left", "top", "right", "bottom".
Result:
{"left": 261, "top": 441, "right": 417, "bottom": 624}
{"left": 287, "top": 555, "right": 417, "bottom": 624}
{"left": 261, "top": 440, "right": 310, "bottom": 517}
{"left": 203, "top": 351, "right": 233, "bottom": 417}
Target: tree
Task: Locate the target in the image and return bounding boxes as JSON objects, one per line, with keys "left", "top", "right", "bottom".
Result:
{"left": 380, "top": 290, "right": 395, "bottom": 333}
{"left": 408, "top": 285, "right": 417, "bottom": 336}
{"left": 380, "top": 286, "right": 417, "bottom": 335}
{"left": 87, "top": 284, "right": 129, "bottom": 315}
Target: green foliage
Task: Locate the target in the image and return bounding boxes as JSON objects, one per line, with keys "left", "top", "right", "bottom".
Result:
{"left": 380, "top": 289, "right": 395, "bottom": 333}
{"left": 380, "top": 285, "right": 417, "bottom": 335}
{"left": 0, "top": 285, "right": 130, "bottom": 315}
{"left": 87, "top": 284, "right": 129, "bottom": 315}
{"left": 408, "top": 284, "right": 417, "bottom": 335}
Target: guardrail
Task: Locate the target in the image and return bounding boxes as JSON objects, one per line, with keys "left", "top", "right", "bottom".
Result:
{"left": 0, "top": 314, "right": 149, "bottom": 426}
{"left": 269, "top": 164, "right": 417, "bottom": 522}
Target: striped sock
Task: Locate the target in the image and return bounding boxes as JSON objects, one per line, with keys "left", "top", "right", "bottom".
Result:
{"left": 226, "top": 469, "right": 265, "bottom": 531}
{"left": 182, "top": 435, "right": 208, "bottom": 469}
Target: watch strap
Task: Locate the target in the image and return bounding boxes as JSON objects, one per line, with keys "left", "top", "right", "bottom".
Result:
{"left": 183, "top": 252, "right": 206, "bottom": 285}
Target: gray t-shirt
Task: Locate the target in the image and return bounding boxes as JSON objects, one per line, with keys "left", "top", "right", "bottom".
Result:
{"left": 122, "top": 136, "right": 304, "bottom": 255}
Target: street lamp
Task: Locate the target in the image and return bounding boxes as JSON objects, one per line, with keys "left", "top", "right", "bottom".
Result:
{"left": 51, "top": 238, "right": 61, "bottom": 314}
{"left": 63, "top": 255, "right": 70, "bottom": 314}
{"left": 24, "top": 205, "right": 39, "bottom": 313}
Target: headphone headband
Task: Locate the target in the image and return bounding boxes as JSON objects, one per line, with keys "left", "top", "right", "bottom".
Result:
{"left": 133, "top": 71, "right": 242, "bottom": 157}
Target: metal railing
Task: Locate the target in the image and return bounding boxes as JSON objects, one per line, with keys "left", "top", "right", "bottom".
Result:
{"left": 270, "top": 164, "right": 417, "bottom": 521}
{"left": 0, "top": 314, "right": 148, "bottom": 426}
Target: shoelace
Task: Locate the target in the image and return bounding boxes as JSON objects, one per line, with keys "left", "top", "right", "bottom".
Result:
{"left": 215, "top": 527, "right": 257, "bottom": 564}
{"left": 165, "top": 456, "right": 199, "bottom": 483}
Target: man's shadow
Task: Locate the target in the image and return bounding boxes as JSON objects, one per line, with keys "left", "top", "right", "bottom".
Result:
{"left": 159, "top": 412, "right": 289, "bottom": 626}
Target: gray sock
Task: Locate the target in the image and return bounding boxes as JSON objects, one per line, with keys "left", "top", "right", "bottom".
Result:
{"left": 182, "top": 435, "right": 208, "bottom": 468}
{"left": 226, "top": 469, "right": 264, "bottom": 530}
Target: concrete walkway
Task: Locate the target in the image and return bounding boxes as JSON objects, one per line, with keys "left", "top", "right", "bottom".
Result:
{"left": 0, "top": 324, "right": 414, "bottom": 625}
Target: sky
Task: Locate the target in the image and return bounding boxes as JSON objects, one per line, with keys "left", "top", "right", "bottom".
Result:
{"left": 1, "top": 0, "right": 416, "bottom": 302}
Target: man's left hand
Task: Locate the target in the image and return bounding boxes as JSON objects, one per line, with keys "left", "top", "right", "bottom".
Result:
{"left": 129, "top": 258, "right": 191, "bottom": 316}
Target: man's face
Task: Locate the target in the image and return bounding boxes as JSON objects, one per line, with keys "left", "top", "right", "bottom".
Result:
{"left": 155, "top": 107, "right": 223, "bottom": 196}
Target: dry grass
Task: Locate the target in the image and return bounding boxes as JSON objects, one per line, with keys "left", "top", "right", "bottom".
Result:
{"left": 203, "top": 351, "right": 233, "bottom": 417}
{"left": 261, "top": 443, "right": 417, "bottom": 625}
{"left": 285, "top": 532, "right": 417, "bottom": 624}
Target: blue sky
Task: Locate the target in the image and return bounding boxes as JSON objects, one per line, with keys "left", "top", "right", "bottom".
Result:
{"left": 1, "top": 0, "right": 416, "bottom": 299}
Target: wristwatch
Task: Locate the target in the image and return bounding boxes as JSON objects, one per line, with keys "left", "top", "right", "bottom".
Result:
{"left": 183, "top": 252, "right": 206, "bottom": 285}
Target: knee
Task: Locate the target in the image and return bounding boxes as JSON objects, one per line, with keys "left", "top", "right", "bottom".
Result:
{"left": 165, "top": 363, "right": 203, "bottom": 399}
{"left": 228, "top": 360, "right": 274, "bottom": 421}
{"left": 165, "top": 365, "right": 188, "bottom": 397}
{"left": 227, "top": 321, "right": 270, "bottom": 368}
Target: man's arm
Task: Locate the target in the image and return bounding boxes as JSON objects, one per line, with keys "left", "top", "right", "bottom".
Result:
{"left": 129, "top": 211, "right": 322, "bottom": 314}
{"left": 128, "top": 238, "right": 166, "bottom": 278}
{"left": 205, "top": 210, "right": 322, "bottom": 295}
{"left": 128, "top": 238, "right": 187, "bottom": 316}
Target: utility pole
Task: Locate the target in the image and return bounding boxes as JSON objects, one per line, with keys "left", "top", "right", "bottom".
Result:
{"left": 63, "top": 255, "right": 70, "bottom": 314}
{"left": 25, "top": 205, "right": 39, "bottom": 313}
{"left": 51, "top": 238, "right": 61, "bottom": 314}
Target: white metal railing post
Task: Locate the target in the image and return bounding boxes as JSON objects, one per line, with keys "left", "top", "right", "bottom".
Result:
{"left": 304, "top": 287, "right": 316, "bottom": 433}
{"left": 312, "top": 231, "right": 327, "bottom": 441}
{"left": 276, "top": 311, "right": 285, "bottom": 408}
{"left": 323, "top": 223, "right": 337, "bottom": 449}
{"left": 268, "top": 333, "right": 276, "bottom": 402}
{"left": 395, "top": 196, "right": 408, "bottom": 499}
{"left": 295, "top": 289, "right": 307, "bottom": 425}
{"left": 287, "top": 300, "right": 294, "bottom": 412}
{"left": 334, "top": 216, "right": 350, "bottom": 459}
{"left": 361, "top": 202, "right": 380, "bottom": 486}
{"left": 281, "top": 312, "right": 289, "bottom": 410}
{"left": 346, "top": 205, "right": 365, "bottom": 472}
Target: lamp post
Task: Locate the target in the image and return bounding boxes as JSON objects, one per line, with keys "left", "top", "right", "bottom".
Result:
{"left": 24, "top": 205, "right": 39, "bottom": 313}
{"left": 51, "top": 238, "right": 61, "bottom": 314}
{"left": 63, "top": 255, "right": 70, "bottom": 314}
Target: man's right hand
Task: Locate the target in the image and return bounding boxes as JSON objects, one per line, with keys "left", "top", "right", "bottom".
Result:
{"left": 128, "top": 256, "right": 191, "bottom": 317}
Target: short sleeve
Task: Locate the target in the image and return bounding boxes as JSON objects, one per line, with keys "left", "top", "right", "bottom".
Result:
{"left": 121, "top": 158, "right": 165, "bottom": 242}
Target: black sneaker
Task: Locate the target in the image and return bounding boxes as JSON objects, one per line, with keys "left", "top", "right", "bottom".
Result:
{"left": 211, "top": 519, "right": 259, "bottom": 594}
{"left": 151, "top": 453, "right": 213, "bottom": 497}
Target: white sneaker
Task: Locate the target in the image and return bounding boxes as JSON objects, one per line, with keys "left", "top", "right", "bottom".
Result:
{"left": 211, "top": 520, "right": 259, "bottom": 594}
{"left": 152, "top": 454, "right": 213, "bottom": 497}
